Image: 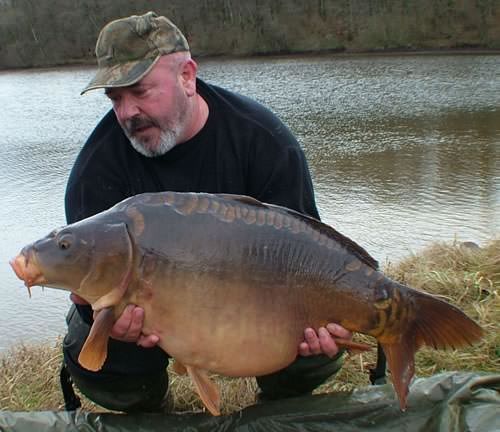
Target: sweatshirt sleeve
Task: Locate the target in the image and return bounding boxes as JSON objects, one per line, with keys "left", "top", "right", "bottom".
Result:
{"left": 65, "top": 111, "right": 129, "bottom": 224}
{"left": 247, "top": 129, "right": 320, "bottom": 220}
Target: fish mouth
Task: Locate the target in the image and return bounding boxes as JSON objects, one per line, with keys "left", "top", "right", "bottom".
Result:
{"left": 10, "top": 253, "right": 47, "bottom": 295}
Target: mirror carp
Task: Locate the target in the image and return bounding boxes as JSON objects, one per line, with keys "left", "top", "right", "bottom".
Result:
{"left": 10, "top": 192, "right": 483, "bottom": 415}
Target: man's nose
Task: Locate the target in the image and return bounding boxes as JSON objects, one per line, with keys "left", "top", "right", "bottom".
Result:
{"left": 114, "top": 95, "right": 140, "bottom": 123}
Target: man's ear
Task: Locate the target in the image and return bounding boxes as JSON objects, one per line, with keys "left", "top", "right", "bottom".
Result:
{"left": 180, "top": 59, "right": 197, "bottom": 97}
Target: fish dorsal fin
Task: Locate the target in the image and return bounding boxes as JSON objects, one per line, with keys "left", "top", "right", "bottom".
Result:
{"left": 167, "top": 192, "right": 377, "bottom": 270}
{"left": 216, "top": 193, "right": 268, "bottom": 208}
{"left": 78, "top": 307, "right": 115, "bottom": 371}
{"left": 217, "top": 193, "right": 379, "bottom": 270}
{"left": 186, "top": 366, "right": 221, "bottom": 416}
{"left": 268, "top": 203, "right": 379, "bottom": 270}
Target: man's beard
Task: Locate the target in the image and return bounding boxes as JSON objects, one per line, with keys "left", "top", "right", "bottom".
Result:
{"left": 123, "top": 116, "right": 181, "bottom": 158}
{"left": 129, "top": 129, "right": 177, "bottom": 157}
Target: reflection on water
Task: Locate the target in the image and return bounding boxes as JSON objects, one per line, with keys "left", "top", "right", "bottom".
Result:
{"left": 311, "top": 108, "right": 500, "bottom": 256}
{"left": 0, "top": 54, "right": 499, "bottom": 351}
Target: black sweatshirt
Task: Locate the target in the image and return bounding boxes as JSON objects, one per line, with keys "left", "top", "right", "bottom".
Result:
{"left": 64, "top": 78, "right": 320, "bottom": 375}
{"left": 66, "top": 79, "right": 319, "bottom": 223}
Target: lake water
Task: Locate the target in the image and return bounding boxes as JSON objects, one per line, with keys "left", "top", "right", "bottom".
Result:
{"left": 1, "top": 53, "right": 499, "bottom": 352}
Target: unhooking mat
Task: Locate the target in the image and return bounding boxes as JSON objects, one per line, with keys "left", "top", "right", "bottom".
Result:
{"left": 1, "top": 372, "right": 499, "bottom": 432}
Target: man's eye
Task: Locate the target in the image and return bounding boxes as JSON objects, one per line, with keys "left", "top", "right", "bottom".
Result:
{"left": 133, "top": 87, "right": 149, "bottom": 97}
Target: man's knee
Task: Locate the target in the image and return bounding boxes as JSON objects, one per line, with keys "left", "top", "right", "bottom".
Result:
{"left": 256, "top": 353, "right": 344, "bottom": 401}
{"left": 65, "top": 360, "right": 169, "bottom": 412}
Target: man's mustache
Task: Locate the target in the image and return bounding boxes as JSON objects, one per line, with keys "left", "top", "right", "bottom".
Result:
{"left": 125, "top": 116, "right": 159, "bottom": 135}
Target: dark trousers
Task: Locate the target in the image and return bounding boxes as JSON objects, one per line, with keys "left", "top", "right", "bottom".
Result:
{"left": 63, "top": 305, "right": 344, "bottom": 412}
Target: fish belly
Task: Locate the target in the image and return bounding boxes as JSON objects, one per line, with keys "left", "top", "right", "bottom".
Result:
{"left": 141, "top": 272, "right": 313, "bottom": 377}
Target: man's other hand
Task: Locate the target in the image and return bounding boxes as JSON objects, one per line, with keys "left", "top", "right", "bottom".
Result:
{"left": 299, "top": 324, "right": 352, "bottom": 358}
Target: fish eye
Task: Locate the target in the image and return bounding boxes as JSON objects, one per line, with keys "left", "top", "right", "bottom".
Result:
{"left": 58, "top": 233, "right": 74, "bottom": 251}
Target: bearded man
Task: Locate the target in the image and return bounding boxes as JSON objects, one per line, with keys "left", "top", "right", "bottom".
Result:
{"left": 63, "top": 11, "right": 352, "bottom": 412}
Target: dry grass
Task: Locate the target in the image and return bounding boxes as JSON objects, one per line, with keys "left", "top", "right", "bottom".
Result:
{"left": 1, "top": 238, "right": 498, "bottom": 414}
{"left": 383, "top": 238, "right": 499, "bottom": 376}
{"left": 0, "top": 342, "right": 64, "bottom": 411}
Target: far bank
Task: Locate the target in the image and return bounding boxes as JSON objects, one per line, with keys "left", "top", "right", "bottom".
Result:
{"left": 1, "top": 0, "right": 500, "bottom": 70}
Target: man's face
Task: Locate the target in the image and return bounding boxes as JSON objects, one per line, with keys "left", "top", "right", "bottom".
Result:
{"left": 105, "top": 57, "right": 189, "bottom": 157}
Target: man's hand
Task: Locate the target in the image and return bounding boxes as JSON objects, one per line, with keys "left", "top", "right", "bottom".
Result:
{"left": 70, "top": 294, "right": 159, "bottom": 348}
{"left": 299, "top": 324, "right": 352, "bottom": 358}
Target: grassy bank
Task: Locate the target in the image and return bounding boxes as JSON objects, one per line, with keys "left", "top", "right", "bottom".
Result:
{"left": 1, "top": 238, "right": 498, "bottom": 414}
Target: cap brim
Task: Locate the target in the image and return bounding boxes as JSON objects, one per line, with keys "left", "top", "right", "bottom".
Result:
{"left": 80, "top": 55, "right": 160, "bottom": 95}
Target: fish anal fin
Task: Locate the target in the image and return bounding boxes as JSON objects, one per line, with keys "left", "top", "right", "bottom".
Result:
{"left": 186, "top": 366, "right": 221, "bottom": 416}
{"left": 379, "top": 285, "right": 484, "bottom": 411}
{"left": 171, "top": 359, "right": 188, "bottom": 375}
{"left": 381, "top": 337, "right": 416, "bottom": 411}
{"left": 78, "top": 307, "right": 115, "bottom": 372}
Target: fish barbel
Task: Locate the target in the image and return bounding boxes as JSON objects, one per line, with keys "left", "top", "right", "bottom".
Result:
{"left": 10, "top": 192, "right": 483, "bottom": 415}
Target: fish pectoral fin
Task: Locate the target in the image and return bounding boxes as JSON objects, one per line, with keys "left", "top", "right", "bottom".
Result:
{"left": 171, "top": 359, "right": 188, "bottom": 375}
{"left": 186, "top": 366, "right": 221, "bottom": 416}
{"left": 91, "top": 287, "right": 128, "bottom": 311}
{"left": 78, "top": 307, "right": 115, "bottom": 371}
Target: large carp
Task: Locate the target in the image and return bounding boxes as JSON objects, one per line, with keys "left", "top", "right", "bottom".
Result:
{"left": 10, "top": 192, "right": 483, "bottom": 415}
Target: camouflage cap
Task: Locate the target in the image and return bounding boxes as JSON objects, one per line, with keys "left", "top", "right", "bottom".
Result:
{"left": 81, "top": 11, "right": 189, "bottom": 95}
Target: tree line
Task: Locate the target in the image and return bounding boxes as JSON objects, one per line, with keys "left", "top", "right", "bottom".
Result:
{"left": 1, "top": 0, "right": 499, "bottom": 69}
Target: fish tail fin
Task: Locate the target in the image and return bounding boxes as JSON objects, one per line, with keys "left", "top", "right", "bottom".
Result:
{"left": 381, "top": 287, "right": 483, "bottom": 410}
{"left": 410, "top": 289, "right": 484, "bottom": 350}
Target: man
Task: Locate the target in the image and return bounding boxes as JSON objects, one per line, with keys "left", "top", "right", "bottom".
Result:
{"left": 63, "top": 11, "right": 352, "bottom": 412}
